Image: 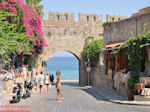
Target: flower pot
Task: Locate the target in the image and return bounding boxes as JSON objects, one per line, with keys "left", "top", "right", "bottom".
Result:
{"left": 126, "top": 87, "right": 134, "bottom": 100}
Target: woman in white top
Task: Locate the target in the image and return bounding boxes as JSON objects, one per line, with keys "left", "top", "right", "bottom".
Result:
{"left": 0, "top": 69, "right": 9, "bottom": 106}
{"left": 45, "top": 72, "right": 50, "bottom": 92}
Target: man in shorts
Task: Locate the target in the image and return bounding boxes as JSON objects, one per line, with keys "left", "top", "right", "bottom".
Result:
{"left": 38, "top": 71, "right": 44, "bottom": 94}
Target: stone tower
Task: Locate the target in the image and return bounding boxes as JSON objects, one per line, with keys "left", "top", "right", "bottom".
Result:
{"left": 106, "top": 14, "right": 127, "bottom": 22}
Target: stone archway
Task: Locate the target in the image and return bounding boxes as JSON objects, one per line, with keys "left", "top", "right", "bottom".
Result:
{"left": 44, "top": 50, "right": 81, "bottom": 82}
{"left": 41, "top": 24, "right": 90, "bottom": 85}
{"left": 41, "top": 12, "right": 104, "bottom": 85}
{"left": 41, "top": 48, "right": 86, "bottom": 85}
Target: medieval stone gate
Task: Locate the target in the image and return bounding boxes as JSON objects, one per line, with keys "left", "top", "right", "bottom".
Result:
{"left": 41, "top": 12, "right": 126, "bottom": 85}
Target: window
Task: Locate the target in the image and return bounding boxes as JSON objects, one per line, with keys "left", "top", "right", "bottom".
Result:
{"left": 57, "top": 15, "right": 60, "bottom": 21}
{"left": 87, "top": 16, "right": 89, "bottom": 21}
{"left": 94, "top": 16, "right": 96, "bottom": 21}
{"left": 112, "top": 17, "right": 114, "bottom": 22}
{"left": 65, "top": 15, "right": 68, "bottom": 20}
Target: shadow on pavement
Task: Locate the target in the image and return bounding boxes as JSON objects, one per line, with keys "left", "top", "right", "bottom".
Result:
{"left": 47, "top": 99, "right": 57, "bottom": 101}
{"left": 61, "top": 82, "right": 79, "bottom": 87}
{"left": 81, "top": 88, "right": 109, "bottom": 102}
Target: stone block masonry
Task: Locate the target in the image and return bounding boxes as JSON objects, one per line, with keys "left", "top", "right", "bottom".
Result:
{"left": 106, "top": 15, "right": 126, "bottom": 22}
{"left": 41, "top": 12, "right": 126, "bottom": 85}
{"left": 104, "top": 13, "right": 150, "bottom": 45}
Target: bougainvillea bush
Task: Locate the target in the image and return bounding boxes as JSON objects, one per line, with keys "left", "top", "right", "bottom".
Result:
{"left": 0, "top": 0, "right": 47, "bottom": 56}
{"left": 0, "top": 10, "right": 35, "bottom": 63}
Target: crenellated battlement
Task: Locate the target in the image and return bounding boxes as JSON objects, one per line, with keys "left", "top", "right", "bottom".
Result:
{"left": 42, "top": 12, "right": 103, "bottom": 27}
{"left": 106, "top": 14, "right": 127, "bottom": 22}
{"left": 43, "top": 12, "right": 126, "bottom": 27}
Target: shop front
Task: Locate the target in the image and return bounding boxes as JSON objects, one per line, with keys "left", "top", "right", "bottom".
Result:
{"left": 104, "top": 41, "right": 150, "bottom": 98}
{"left": 103, "top": 41, "right": 130, "bottom": 96}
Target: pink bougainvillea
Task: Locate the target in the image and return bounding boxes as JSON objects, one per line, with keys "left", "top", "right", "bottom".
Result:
{"left": 0, "top": 0, "right": 47, "bottom": 55}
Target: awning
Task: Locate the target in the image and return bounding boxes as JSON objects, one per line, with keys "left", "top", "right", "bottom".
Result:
{"left": 105, "top": 42, "right": 124, "bottom": 48}
{"left": 103, "top": 41, "right": 125, "bottom": 51}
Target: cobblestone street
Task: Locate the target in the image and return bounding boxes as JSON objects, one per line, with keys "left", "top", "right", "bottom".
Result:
{"left": 12, "top": 82, "right": 150, "bottom": 112}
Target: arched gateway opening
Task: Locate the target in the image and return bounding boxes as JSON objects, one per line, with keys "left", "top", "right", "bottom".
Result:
{"left": 45, "top": 50, "right": 80, "bottom": 83}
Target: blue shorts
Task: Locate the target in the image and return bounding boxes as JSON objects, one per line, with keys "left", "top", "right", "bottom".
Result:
{"left": 39, "top": 85, "right": 43, "bottom": 88}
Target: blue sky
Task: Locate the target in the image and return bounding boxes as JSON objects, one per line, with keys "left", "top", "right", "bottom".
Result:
{"left": 41, "top": 0, "right": 150, "bottom": 21}
{"left": 51, "top": 51, "right": 75, "bottom": 57}
{"left": 41, "top": 0, "right": 150, "bottom": 57}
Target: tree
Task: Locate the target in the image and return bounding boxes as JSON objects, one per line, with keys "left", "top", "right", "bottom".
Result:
{"left": 83, "top": 36, "right": 104, "bottom": 66}
{"left": 23, "top": 0, "right": 44, "bottom": 18}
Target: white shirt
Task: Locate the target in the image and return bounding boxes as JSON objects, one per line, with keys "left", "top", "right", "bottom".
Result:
{"left": 45, "top": 75, "right": 49, "bottom": 84}
{"left": 38, "top": 74, "right": 44, "bottom": 85}
{"left": 34, "top": 75, "right": 39, "bottom": 83}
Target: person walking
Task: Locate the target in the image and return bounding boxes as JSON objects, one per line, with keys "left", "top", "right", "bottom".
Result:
{"left": 38, "top": 71, "right": 44, "bottom": 94}
{"left": 45, "top": 72, "right": 50, "bottom": 92}
{"left": 0, "top": 69, "right": 9, "bottom": 106}
{"left": 51, "top": 74, "right": 54, "bottom": 84}
{"left": 34, "top": 72, "right": 39, "bottom": 90}
{"left": 56, "top": 70, "right": 63, "bottom": 101}
{"left": 49, "top": 75, "right": 52, "bottom": 83}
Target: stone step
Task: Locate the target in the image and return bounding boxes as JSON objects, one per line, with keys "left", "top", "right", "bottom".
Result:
{"left": 134, "top": 95, "right": 150, "bottom": 101}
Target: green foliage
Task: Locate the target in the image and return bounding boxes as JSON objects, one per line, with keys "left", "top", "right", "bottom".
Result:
{"left": 23, "top": 0, "right": 44, "bottom": 17}
{"left": 41, "top": 61, "right": 47, "bottom": 67}
{"left": 112, "top": 41, "right": 128, "bottom": 54}
{"left": 43, "top": 61, "right": 47, "bottom": 67}
{"left": 28, "top": 55, "right": 38, "bottom": 68}
{"left": 113, "top": 24, "right": 150, "bottom": 95}
{"left": 83, "top": 36, "right": 104, "bottom": 66}
{"left": 103, "top": 22, "right": 112, "bottom": 27}
{"left": 0, "top": 10, "right": 34, "bottom": 63}
{"left": 128, "top": 24, "right": 150, "bottom": 94}
{"left": 85, "top": 36, "right": 94, "bottom": 45}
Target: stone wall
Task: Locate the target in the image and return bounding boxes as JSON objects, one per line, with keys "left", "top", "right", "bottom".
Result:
{"left": 97, "top": 12, "right": 150, "bottom": 97}
{"left": 106, "top": 15, "right": 126, "bottom": 22}
{"left": 90, "top": 54, "right": 127, "bottom": 96}
{"left": 104, "top": 13, "right": 150, "bottom": 45}
{"left": 41, "top": 12, "right": 126, "bottom": 85}
{"left": 3, "top": 77, "right": 24, "bottom": 104}
{"left": 42, "top": 12, "right": 105, "bottom": 85}
{"left": 132, "top": 7, "right": 150, "bottom": 17}
{"left": 43, "top": 12, "right": 103, "bottom": 27}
